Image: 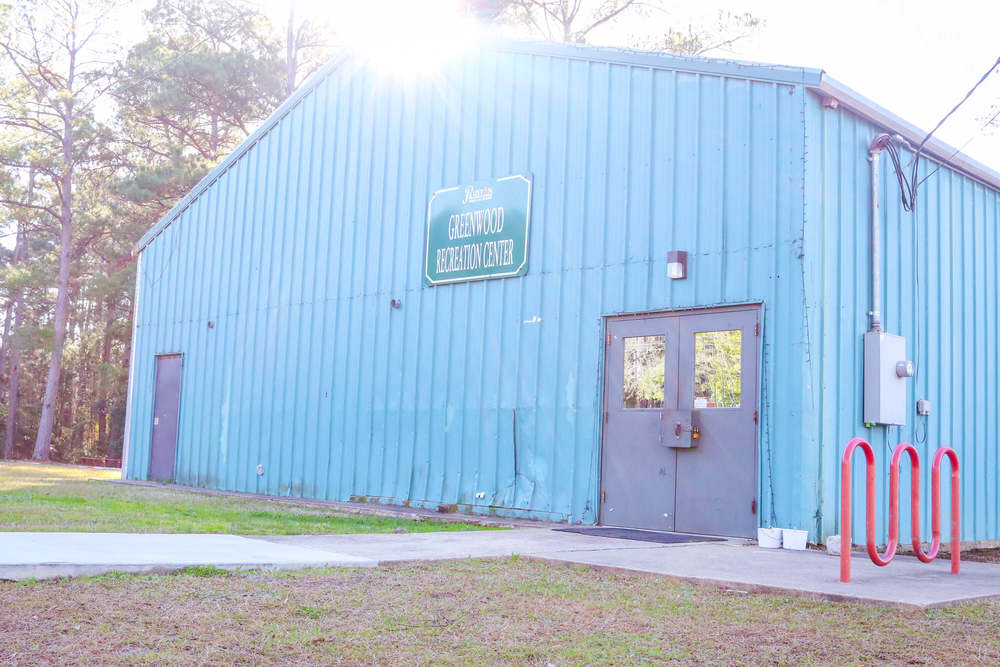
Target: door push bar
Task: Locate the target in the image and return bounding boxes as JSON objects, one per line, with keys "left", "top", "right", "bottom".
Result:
{"left": 839, "top": 437, "right": 960, "bottom": 583}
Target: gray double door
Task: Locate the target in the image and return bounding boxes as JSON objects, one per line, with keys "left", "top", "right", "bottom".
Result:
{"left": 599, "top": 306, "right": 760, "bottom": 537}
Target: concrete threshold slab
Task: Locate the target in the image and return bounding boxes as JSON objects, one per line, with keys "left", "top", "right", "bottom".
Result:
{"left": 257, "top": 529, "right": 1000, "bottom": 609}
{"left": 0, "top": 533, "right": 376, "bottom": 581}
{"left": 257, "top": 527, "right": 735, "bottom": 562}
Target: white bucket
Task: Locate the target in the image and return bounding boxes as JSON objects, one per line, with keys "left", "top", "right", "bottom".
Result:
{"left": 825, "top": 535, "right": 841, "bottom": 555}
{"left": 782, "top": 528, "right": 808, "bottom": 550}
{"left": 757, "top": 527, "right": 782, "bottom": 548}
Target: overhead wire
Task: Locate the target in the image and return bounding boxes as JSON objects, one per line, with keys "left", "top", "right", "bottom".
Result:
{"left": 875, "top": 55, "right": 1000, "bottom": 214}
{"left": 916, "top": 104, "right": 1000, "bottom": 189}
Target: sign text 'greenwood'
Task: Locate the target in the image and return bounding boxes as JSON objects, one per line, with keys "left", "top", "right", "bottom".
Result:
{"left": 424, "top": 174, "right": 532, "bottom": 286}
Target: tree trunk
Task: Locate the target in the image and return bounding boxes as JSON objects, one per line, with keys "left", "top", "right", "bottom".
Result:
{"left": 0, "top": 302, "right": 12, "bottom": 382}
{"left": 97, "top": 296, "right": 112, "bottom": 454}
{"left": 33, "top": 207, "right": 73, "bottom": 460}
{"left": 0, "top": 171, "right": 31, "bottom": 403}
{"left": 2, "top": 225, "right": 26, "bottom": 460}
{"left": 4, "top": 331, "right": 21, "bottom": 458}
{"left": 3, "top": 170, "right": 31, "bottom": 460}
{"left": 0, "top": 305, "right": 12, "bottom": 408}
{"left": 33, "top": 88, "right": 75, "bottom": 460}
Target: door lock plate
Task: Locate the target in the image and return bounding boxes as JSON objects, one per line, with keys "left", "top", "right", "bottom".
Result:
{"left": 660, "top": 409, "right": 696, "bottom": 447}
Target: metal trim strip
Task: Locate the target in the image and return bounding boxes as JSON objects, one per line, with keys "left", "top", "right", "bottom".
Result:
{"left": 120, "top": 252, "right": 142, "bottom": 479}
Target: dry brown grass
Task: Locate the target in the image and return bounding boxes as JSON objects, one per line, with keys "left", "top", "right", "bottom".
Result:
{"left": 2, "top": 559, "right": 999, "bottom": 665}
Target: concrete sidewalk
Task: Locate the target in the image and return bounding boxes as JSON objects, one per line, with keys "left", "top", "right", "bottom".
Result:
{"left": 4, "top": 528, "right": 999, "bottom": 609}
{"left": 0, "top": 532, "right": 375, "bottom": 580}
{"left": 261, "top": 528, "right": 1000, "bottom": 609}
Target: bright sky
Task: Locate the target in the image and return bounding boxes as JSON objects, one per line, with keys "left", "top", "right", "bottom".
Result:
{"left": 641, "top": 0, "right": 1000, "bottom": 169}
{"left": 279, "top": 0, "right": 1000, "bottom": 170}
{"left": 134, "top": 0, "right": 1000, "bottom": 170}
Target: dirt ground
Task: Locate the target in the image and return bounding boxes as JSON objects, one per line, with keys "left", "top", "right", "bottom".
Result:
{"left": 962, "top": 548, "right": 1000, "bottom": 564}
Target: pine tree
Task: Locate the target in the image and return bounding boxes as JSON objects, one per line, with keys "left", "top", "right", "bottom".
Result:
{"left": 0, "top": 0, "right": 120, "bottom": 459}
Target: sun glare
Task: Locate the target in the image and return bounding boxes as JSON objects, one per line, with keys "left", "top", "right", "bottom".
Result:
{"left": 337, "top": 0, "right": 482, "bottom": 77}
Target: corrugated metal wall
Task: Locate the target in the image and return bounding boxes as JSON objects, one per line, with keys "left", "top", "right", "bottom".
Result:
{"left": 805, "top": 94, "right": 1000, "bottom": 543}
{"left": 126, "top": 43, "right": 813, "bottom": 526}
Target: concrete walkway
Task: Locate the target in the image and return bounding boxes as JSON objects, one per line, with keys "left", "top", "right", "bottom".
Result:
{"left": 4, "top": 528, "right": 1000, "bottom": 609}
{"left": 0, "top": 532, "right": 375, "bottom": 580}
{"left": 260, "top": 529, "right": 1000, "bottom": 609}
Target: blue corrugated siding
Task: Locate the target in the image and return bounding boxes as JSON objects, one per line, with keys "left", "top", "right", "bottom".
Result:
{"left": 805, "top": 93, "right": 1000, "bottom": 543}
{"left": 126, "top": 45, "right": 811, "bottom": 526}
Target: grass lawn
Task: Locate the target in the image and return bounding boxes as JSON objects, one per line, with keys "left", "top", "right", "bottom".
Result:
{"left": 2, "top": 559, "right": 998, "bottom": 665}
{"left": 0, "top": 462, "right": 494, "bottom": 535}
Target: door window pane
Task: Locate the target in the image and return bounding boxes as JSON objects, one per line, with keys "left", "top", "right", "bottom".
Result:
{"left": 623, "top": 335, "right": 665, "bottom": 408}
{"left": 694, "top": 330, "right": 741, "bottom": 408}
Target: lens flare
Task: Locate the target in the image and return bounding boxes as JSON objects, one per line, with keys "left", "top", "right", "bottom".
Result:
{"left": 336, "top": 0, "right": 481, "bottom": 77}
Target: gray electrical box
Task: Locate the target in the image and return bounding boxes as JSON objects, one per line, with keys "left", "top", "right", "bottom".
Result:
{"left": 864, "top": 331, "right": 912, "bottom": 425}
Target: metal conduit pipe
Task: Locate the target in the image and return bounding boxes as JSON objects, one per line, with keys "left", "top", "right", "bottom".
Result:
{"left": 868, "top": 134, "right": 893, "bottom": 332}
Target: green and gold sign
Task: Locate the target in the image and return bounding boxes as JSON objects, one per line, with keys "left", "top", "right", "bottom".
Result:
{"left": 424, "top": 174, "right": 532, "bottom": 286}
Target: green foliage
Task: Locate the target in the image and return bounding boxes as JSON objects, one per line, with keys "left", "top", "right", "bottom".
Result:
{"left": 623, "top": 335, "right": 665, "bottom": 408}
{"left": 116, "top": 0, "right": 284, "bottom": 166}
{"left": 694, "top": 330, "right": 742, "bottom": 408}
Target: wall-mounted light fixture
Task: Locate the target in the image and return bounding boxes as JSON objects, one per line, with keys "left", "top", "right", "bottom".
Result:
{"left": 667, "top": 250, "right": 687, "bottom": 280}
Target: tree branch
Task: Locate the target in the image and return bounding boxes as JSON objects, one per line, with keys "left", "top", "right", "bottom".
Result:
{"left": 0, "top": 198, "right": 61, "bottom": 222}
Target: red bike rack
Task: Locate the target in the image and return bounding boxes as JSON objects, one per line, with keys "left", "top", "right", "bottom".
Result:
{"left": 839, "top": 437, "right": 960, "bottom": 583}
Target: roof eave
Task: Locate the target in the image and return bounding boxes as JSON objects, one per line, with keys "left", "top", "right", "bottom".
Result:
{"left": 496, "top": 39, "right": 823, "bottom": 86}
{"left": 812, "top": 74, "right": 1000, "bottom": 193}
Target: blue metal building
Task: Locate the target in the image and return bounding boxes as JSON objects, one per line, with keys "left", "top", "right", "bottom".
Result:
{"left": 123, "top": 40, "right": 1000, "bottom": 544}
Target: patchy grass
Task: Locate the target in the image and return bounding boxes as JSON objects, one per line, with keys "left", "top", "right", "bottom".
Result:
{"left": 0, "top": 462, "right": 495, "bottom": 535}
{"left": 1, "top": 559, "right": 998, "bottom": 665}
{"left": 172, "top": 565, "right": 230, "bottom": 578}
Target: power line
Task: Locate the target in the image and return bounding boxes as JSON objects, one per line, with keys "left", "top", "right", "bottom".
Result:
{"left": 890, "top": 54, "right": 1000, "bottom": 210}
{"left": 917, "top": 104, "right": 1000, "bottom": 188}
{"left": 914, "top": 55, "right": 1000, "bottom": 157}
